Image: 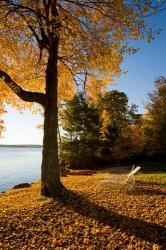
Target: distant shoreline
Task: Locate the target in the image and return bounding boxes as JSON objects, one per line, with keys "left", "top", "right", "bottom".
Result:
{"left": 0, "top": 144, "right": 42, "bottom": 148}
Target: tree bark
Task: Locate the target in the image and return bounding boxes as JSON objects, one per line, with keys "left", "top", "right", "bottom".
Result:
{"left": 41, "top": 39, "right": 62, "bottom": 197}
{"left": 0, "top": 70, "right": 46, "bottom": 106}
{"left": 41, "top": 104, "right": 62, "bottom": 196}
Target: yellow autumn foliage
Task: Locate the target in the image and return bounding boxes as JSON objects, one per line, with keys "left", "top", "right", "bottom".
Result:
{"left": 0, "top": 0, "right": 164, "bottom": 135}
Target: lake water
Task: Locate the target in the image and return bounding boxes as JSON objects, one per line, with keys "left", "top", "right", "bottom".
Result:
{"left": 0, "top": 147, "right": 42, "bottom": 192}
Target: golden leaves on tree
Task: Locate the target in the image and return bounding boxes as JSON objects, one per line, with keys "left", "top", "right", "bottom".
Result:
{"left": 0, "top": 0, "right": 164, "bottom": 117}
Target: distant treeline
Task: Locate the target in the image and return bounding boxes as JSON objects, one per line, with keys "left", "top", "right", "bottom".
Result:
{"left": 59, "top": 77, "right": 166, "bottom": 169}
{"left": 0, "top": 145, "right": 42, "bottom": 148}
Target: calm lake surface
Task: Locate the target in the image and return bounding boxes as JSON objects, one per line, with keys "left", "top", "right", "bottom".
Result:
{"left": 0, "top": 147, "right": 42, "bottom": 192}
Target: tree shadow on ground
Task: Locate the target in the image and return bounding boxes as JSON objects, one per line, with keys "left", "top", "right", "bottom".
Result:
{"left": 126, "top": 186, "right": 166, "bottom": 196}
{"left": 136, "top": 180, "right": 166, "bottom": 187}
{"left": 55, "top": 188, "right": 166, "bottom": 247}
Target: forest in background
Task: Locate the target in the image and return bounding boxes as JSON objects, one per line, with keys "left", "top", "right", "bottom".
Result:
{"left": 60, "top": 76, "right": 166, "bottom": 169}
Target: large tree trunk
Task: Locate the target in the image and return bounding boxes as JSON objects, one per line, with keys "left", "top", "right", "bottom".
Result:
{"left": 41, "top": 105, "right": 62, "bottom": 196}
{"left": 41, "top": 40, "right": 62, "bottom": 197}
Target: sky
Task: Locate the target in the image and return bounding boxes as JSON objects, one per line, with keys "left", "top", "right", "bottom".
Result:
{"left": 0, "top": 11, "right": 166, "bottom": 145}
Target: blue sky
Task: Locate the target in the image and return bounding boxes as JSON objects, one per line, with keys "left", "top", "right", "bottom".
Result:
{"left": 112, "top": 11, "right": 166, "bottom": 113}
{"left": 0, "top": 11, "right": 166, "bottom": 145}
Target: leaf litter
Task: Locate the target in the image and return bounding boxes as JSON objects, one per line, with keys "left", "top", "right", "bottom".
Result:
{"left": 0, "top": 173, "right": 166, "bottom": 249}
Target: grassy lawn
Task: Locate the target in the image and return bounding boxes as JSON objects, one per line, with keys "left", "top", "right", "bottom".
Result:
{"left": 0, "top": 171, "right": 165, "bottom": 249}
{"left": 137, "top": 172, "right": 166, "bottom": 181}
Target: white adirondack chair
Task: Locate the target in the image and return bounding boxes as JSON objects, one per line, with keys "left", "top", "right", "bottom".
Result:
{"left": 101, "top": 165, "right": 141, "bottom": 188}
{"left": 125, "top": 165, "right": 141, "bottom": 187}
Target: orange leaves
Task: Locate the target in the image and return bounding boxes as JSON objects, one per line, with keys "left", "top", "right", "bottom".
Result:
{"left": 0, "top": 173, "right": 166, "bottom": 249}
{"left": 100, "top": 109, "right": 110, "bottom": 135}
{"left": 58, "top": 61, "right": 76, "bottom": 104}
{"left": 0, "top": 118, "right": 5, "bottom": 136}
{"left": 0, "top": 101, "right": 5, "bottom": 136}
{"left": 0, "top": 0, "right": 164, "bottom": 123}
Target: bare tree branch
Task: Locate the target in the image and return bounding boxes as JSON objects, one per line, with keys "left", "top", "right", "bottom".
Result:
{"left": 0, "top": 70, "right": 47, "bottom": 107}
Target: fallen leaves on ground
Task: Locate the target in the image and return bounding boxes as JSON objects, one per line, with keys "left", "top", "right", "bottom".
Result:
{"left": 0, "top": 173, "right": 166, "bottom": 249}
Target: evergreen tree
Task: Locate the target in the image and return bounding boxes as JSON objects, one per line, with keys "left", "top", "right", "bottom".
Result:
{"left": 60, "top": 93, "right": 100, "bottom": 167}
{"left": 100, "top": 90, "right": 139, "bottom": 160}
